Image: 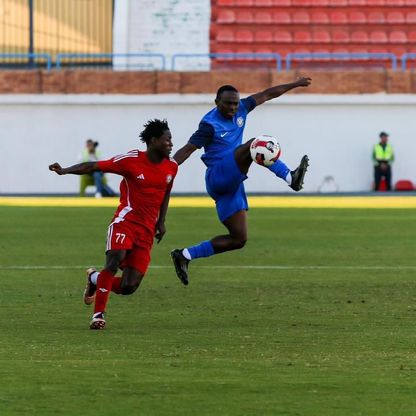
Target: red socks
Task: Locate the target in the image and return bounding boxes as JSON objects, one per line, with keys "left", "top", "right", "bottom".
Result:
{"left": 111, "top": 277, "right": 122, "bottom": 294}
{"left": 94, "top": 272, "right": 123, "bottom": 314}
{"left": 94, "top": 270, "right": 114, "bottom": 314}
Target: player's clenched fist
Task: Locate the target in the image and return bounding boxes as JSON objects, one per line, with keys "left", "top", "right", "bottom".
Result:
{"left": 49, "top": 162, "right": 65, "bottom": 175}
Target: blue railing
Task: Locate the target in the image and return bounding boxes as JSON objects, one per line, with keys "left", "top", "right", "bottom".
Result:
{"left": 286, "top": 52, "right": 398, "bottom": 71}
{"left": 401, "top": 53, "right": 416, "bottom": 71}
{"left": 1, "top": 52, "right": 416, "bottom": 72}
{"left": 0, "top": 53, "right": 52, "bottom": 71}
{"left": 172, "top": 53, "right": 283, "bottom": 72}
{"left": 55, "top": 53, "right": 166, "bottom": 71}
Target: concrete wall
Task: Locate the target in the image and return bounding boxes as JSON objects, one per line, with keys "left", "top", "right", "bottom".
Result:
{"left": 1, "top": 94, "right": 415, "bottom": 194}
{"left": 113, "top": 0, "right": 211, "bottom": 70}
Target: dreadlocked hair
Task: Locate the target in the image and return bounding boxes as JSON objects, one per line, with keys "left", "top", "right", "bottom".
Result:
{"left": 139, "top": 119, "right": 169, "bottom": 145}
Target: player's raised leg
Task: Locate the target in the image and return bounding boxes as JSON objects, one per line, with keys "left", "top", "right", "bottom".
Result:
{"left": 235, "top": 138, "right": 309, "bottom": 191}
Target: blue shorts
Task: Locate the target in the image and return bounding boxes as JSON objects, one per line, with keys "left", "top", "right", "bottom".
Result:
{"left": 205, "top": 151, "right": 248, "bottom": 222}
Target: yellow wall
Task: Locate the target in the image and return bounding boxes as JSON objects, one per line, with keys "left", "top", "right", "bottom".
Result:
{"left": 0, "top": 0, "right": 113, "bottom": 59}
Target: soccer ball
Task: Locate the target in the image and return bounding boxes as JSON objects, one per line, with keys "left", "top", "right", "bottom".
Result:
{"left": 250, "top": 135, "right": 281, "bottom": 167}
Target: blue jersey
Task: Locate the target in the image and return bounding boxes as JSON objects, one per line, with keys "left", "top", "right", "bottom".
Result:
{"left": 189, "top": 96, "right": 256, "bottom": 167}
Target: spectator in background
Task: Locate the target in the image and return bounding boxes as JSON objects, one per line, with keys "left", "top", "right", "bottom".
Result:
{"left": 80, "top": 139, "right": 116, "bottom": 198}
{"left": 373, "top": 132, "right": 394, "bottom": 191}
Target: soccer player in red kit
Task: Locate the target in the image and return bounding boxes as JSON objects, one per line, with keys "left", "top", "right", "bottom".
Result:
{"left": 49, "top": 119, "right": 178, "bottom": 329}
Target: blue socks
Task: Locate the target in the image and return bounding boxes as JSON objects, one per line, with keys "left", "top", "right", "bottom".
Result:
{"left": 186, "top": 240, "right": 215, "bottom": 260}
{"left": 268, "top": 160, "right": 291, "bottom": 182}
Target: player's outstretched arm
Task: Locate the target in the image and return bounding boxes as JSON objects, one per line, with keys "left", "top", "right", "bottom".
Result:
{"left": 173, "top": 143, "right": 198, "bottom": 166}
{"left": 49, "top": 162, "right": 100, "bottom": 175}
{"left": 250, "top": 77, "right": 312, "bottom": 106}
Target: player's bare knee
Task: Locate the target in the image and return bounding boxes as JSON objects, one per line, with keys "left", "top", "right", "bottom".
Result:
{"left": 229, "top": 236, "right": 246, "bottom": 250}
{"left": 104, "top": 251, "right": 124, "bottom": 274}
{"left": 234, "top": 237, "right": 247, "bottom": 249}
{"left": 121, "top": 280, "right": 140, "bottom": 295}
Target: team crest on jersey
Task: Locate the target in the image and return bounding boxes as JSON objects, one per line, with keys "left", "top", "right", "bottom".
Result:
{"left": 237, "top": 117, "right": 244, "bottom": 127}
{"left": 166, "top": 174, "right": 173, "bottom": 184}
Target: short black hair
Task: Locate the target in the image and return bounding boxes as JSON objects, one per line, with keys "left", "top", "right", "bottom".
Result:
{"left": 216, "top": 85, "right": 239, "bottom": 100}
{"left": 139, "top": 119, "right": 169, "bottom": 145}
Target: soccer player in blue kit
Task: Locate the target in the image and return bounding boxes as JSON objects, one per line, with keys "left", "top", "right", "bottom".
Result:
{"left": 171, "top": 77, "right": 312, "bottom": 285}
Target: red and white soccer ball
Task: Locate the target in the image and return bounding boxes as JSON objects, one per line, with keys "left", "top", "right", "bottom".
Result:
{"left": 250, "top": 135, "right": 281, "bottom": 167}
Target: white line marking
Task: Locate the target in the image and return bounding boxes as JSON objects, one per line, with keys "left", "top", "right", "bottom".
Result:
{"left": 1, "top": 265, "right": 416, "bottom": 271}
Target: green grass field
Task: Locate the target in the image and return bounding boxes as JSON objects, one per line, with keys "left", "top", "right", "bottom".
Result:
{"left": 1, "top": 205, "right": 416, "bottom": 415}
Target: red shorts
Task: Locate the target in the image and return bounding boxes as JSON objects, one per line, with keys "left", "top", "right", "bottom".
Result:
{"left": 106, "top": 219, "right": 154, "bottom": 275}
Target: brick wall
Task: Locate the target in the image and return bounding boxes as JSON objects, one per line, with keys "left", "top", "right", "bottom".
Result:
{"left": 1, "top": 70, "right": 416, "bottom": 94}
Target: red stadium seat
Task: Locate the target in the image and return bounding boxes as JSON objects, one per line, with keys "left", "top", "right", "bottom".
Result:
{"left": 333, "top": 30, "right": 350, "bottom": 43}
{"left": 235, "top": 0, "right": 254, "bottom": 5}
{"left": 395, "top": 180, "right": 414, "bottom": 191}
{"left": 367, "top": 0, "right": 385, "bottom": 4}
{"left": 311, "top": 12, "right": 329, "bottom": 24}
{"left": 313, "top": 30, "right": 331, "bottom": 43}
{"left": 294, "top": 31, "right": 312, "bottom": 42}
{"left": 293, "top": 12, "right": 311, "bottom": 24}
{"left": 350, "top": 47, "right": 369, "bottom": 53}
{"left": 292, "top": 0, "right": 312, "bottom": 5}
{"left": 349, "top": 11, "right": 367, "bottom": 24}
{"left": 213, "top": 47, "right": 235, "bottom": 62}
{"left": 235, "top": 47, "right": 255, "bottom": 61}
{"left": 236, "top": 11, "right": 254, "bottom": 23}
{"left": 274, "top": 30, "right": 293, "bottom": 42}
{"left": 409, "top": 31, "right": 416, "bottom": 42}
{"left": 218, "top": 0, "right": 234, "bottom": 5}
{"left": 330, "top": 11, "right": 348, "bottom": 24}
{"left": 311, "top": 0, "right": 329, "bottom": 3}
{"left": 348, "top": 0, "right": 366, "bottom": 4}
{"left": 272, "top": 0, "right": 291, "bottom": 5}
{"left": 370, "top": 31, "right": 388, "bottom": 43}
{"left": 368, "top": 12, "right": 385, "bottom": 24}
{"left": 387, "top": 12, "right": 405, "bottom": 24}
{"left": 254, "top": 0, "right": 273, "bottom": 5}
{"left": 330, "top": 0, "right": 348, "bottom": 5}
{"left": 273, "top": 12, "right": 291, "bottom": 24}
{"left": 217, "top": 10, "right": 236, "bottom": 24}
{"left": 406, "top": 12, "right": 416, "bottom": 24}
{"left": 386, "top": 0, "right": 405, "bottom": 4}
{"left": 389, "top": 31, "right": 407, "bottom": 43}
{"left": 255, "top": 30, "right": 273, "bottom": 42}
{"left": 216, "top": 29, "right": 235, "bottom": 42}
{"left": 351, "top": 31, "right": 369, "bottom": 43}
{"left": 235, "top": 30, "right": 254, "bottom": 43}
{"left": 333, "top": 48, "right": 350, "bottom": 54}
{"left": 405, "top": 0, "right": 416, "bottom": 4}
{"left": 254, "top": 11, "right": 272, "bottom": 24}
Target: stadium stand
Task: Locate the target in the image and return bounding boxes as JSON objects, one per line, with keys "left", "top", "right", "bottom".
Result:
{"left": 211, "top": 0, "right": 416, "bottom": 69}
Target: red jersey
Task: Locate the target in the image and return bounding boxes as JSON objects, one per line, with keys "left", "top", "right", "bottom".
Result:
{"left": 97, "top": 150, "right": 178, "bottom": 231}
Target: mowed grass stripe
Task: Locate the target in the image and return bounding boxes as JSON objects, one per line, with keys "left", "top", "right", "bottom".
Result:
{"left": 2, "top": 265, "right": 416, "bottom": 270}
{"left": 2, "top": 195, "right": 416, "bottom": 208}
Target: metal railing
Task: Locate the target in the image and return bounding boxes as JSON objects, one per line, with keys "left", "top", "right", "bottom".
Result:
{"left": 171, "top": 53, "right": 283, "bottom": 72}
{"left": 55, "top": 53, "right": 166, "bottom": 71}
{"left": 0, "top": 53, "right": 52, "bottom": 71}
{"left": 285, "top": 52, "right": 398, "bottom": 71}
{"left": 2, "top": 52, "right": 416, "bottom": 72}
{"left": 401, "top": 53, "right": 416, "bottom": 71}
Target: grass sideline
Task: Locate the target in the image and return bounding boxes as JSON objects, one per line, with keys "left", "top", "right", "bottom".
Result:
{"left": 2, "top": 206, "right": 416, "bottom": 415}
{"left": 2, "top": 195, "right": 416, "bottom": 208}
